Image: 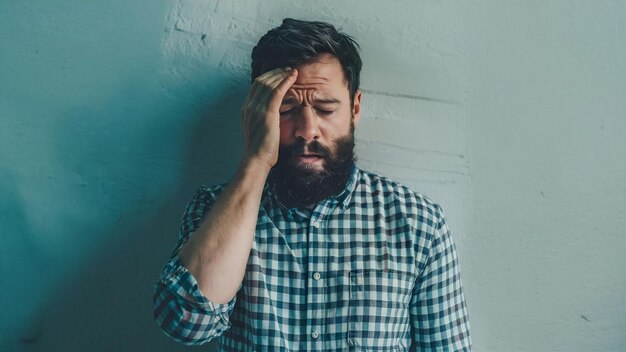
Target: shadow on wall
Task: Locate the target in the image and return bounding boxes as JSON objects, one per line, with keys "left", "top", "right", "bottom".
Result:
{"left": 0, "top": 171, "right": 45, "bottom": 343}
{"left": 11, "top": 80, "right": 247, "bottom": 352}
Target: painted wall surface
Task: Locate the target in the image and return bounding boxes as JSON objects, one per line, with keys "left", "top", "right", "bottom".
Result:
{"left": 0, "top": 1, "right": 624, "bottom": 351}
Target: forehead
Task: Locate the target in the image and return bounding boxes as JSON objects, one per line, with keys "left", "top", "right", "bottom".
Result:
{"left": 286, "top": 54, "right": 348, "bottom": 96}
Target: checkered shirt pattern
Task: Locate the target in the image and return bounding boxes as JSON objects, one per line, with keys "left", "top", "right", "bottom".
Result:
{"left": 153, "top": 166, "right": 471, "bottom": 351}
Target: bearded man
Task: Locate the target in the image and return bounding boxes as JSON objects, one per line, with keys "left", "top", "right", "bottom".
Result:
{"left": 153, "top": 18, "right": 472, "bottom": 351}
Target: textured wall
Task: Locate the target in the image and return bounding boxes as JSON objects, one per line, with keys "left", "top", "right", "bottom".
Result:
{"left": 0, "top": 1, "right": 624, "bottom": 351}
{"left": 464, "top": 2, "right": 626, "bottom": 351}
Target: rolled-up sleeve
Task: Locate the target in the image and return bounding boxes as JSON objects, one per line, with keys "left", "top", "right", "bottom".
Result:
{"left": 153, "top": 185, "right": 235, "bottom": 345}
{"left": 410, "top": 205, "right": 472, "bottom": 351}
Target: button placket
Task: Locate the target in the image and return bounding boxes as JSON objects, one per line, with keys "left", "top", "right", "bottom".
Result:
{"left": 307, "top": 210, "right": 329, "bottom": 348}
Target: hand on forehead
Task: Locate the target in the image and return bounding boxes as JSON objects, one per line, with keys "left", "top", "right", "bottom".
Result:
{"left": 281, "top": 57, "right": 349, "bottom": 107}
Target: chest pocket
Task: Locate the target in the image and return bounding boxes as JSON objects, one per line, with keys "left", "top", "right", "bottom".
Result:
{"left": 347, "top": 269, "right": 414, "bottom": 351}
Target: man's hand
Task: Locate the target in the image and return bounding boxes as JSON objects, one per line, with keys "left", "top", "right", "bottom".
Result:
{"left": 241, "top": 67, "right": 298, "bottom": 170}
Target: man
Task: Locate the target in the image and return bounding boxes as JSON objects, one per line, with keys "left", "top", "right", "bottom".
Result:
{"left": 153, "top": 18, "right": 471, "bottom": 351}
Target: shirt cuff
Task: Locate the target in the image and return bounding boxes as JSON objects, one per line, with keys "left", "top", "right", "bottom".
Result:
{"left": 159, "top": 256, "right": 237, "bottom": 315}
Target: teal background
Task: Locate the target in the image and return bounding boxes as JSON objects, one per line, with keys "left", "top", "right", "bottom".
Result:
{"left": 1, "top": 1, "right": 243, "bottom": 350}
{"left": 1, "top": 1, "right": 625, "bottom": 351}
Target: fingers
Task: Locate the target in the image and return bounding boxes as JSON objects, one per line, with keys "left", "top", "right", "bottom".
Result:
{"left": 267, "top": 69, "right": 298, "bottom": 111}
{"left": 260, "top": 72, "right": 291, "bottom": 99}
{"left": 257, "top": 66, "right": 291, "bottom": 81}
{"left": 249, "top": 67, "right": 292, "bottom": 98}
{"left": 244, "top": 67, "right": 297, "bottom": 119}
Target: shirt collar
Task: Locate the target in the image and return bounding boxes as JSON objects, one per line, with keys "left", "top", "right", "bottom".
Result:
{"left": 334, "top": 164, "right": 359, "bottom": 210}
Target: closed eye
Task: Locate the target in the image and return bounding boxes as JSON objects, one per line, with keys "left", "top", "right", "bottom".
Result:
{"left": 280, "top": 108, "right": 296, "bottom": 117}
{"left": 316, "top": 109, "right": 334, "bottom": 116}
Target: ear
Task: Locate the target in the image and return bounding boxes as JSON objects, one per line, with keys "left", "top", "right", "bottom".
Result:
{"left": 352, "top": 90, "right": 362, "bottom": 128}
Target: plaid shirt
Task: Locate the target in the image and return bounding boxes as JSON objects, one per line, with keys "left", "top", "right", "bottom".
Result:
{"left": 153, "top": 166, "right": 471, "bottom": 351}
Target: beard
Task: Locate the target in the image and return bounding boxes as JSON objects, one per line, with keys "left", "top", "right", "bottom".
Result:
{"left": 268, "top": 127, "right": 356, "bottom": 209}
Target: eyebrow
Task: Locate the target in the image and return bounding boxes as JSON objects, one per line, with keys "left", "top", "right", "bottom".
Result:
{"left": 281, "top": 97, "right": 341, "bottom": 105}
{"left": 314, "top": 97, "right": 341, "bottom": 104}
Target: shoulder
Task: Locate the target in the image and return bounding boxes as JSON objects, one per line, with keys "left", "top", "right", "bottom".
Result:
{"left": 178, "top": 182, "right": 228, "bottom": 238}
{"left": 182, "top": 182, "right": 229, "bottom": 210}
{"left": 355, "top": 167, "right": 445, "bottom": 226}
{"left": 195, "top": 182, "right": 228, "bottom": 197}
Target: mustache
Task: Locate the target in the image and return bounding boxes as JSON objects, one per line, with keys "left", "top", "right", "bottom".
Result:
{"left": 279, "top": 140, "right": 331, "bottom": 158}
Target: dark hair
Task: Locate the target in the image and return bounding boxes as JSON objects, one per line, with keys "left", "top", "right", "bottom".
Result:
{"left": 251, "top": 18, "right": 362, "bottom": 102}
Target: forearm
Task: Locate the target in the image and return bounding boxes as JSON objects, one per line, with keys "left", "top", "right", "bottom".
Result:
{"left": 178, "top": 158, "right": 270, "bottom": 304}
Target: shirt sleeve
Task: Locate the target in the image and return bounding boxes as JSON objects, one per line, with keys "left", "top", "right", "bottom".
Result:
{"left": 410, "top": 205, "right": 472, "bottom": 351}
{"left": 152, "top": 185, "right": 236, "bottom": 345}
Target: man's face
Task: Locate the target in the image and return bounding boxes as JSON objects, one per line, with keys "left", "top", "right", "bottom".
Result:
{"left": 278, "top": 54, "right": 361, "bottom": 171}
{"left": 269, "top": 54, "right": 362, "bottom": 207}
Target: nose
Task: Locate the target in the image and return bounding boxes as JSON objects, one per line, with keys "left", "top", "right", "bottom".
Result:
{"left": 294, "top": 107, "right": 320, "bottom": 142}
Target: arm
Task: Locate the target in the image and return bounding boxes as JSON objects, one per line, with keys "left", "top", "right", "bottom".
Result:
{"left": 153, "top": 67, "right": 298, "bottom": 344}
{"left": 409, "top": 206, "right": 472, "bottom": 351}
{"left": 177, "top": 159, "right": 269, "bottom": 303}
{"left": 180, "top": 67, "right": 297, "bottom": 302}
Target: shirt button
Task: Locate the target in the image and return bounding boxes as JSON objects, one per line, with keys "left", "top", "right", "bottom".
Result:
{"left": 313, "top": 272, "right": 321, "bottom": 281}
{"left": 311, "top": 330, "right": 319, "bottom": 339}
{"left": 312, "top": 220, "right": 320, "bottom": 228}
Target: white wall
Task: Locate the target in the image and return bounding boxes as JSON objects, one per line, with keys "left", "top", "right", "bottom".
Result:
{"left": 1, "top": 1, "right": 624, "bottom": 351}
{"left": 464, "top": 2, "right": 626, "bottom": 351}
